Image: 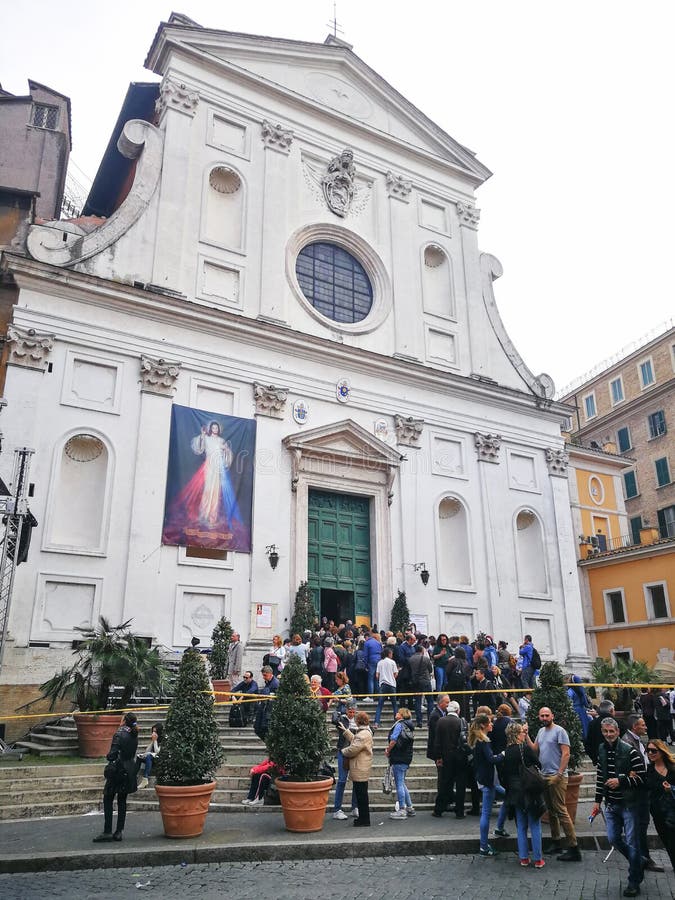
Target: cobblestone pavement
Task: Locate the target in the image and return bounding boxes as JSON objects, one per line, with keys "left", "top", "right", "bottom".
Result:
{"left": 1, "top": 851, "right": 673, "bottom": 900}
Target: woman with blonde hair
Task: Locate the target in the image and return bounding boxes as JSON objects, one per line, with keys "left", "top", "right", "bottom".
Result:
{"left": 340, "top": 710, "right": 374, "bottom": 826}
{"left": 386, "top": 707, "right": 415, "bottom": 819}
{"left": 645, "top": 739, "right": 675, "bottom": 868}
{"left": 334, "top": 670, "right": 353, "bottom": 714}
{"left": 501, "top": 722, "right": 545, "bottom": 868}
{"left": 267, "top": 634, "right": 286, "bottom": 676}
{"left": 468, "top": 713, "right": 506, "bottom": 857}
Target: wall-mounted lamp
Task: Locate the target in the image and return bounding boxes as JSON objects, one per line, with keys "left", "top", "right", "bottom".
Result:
{"left": 266, "top": 544, "right": 279, "bottom": 570}
{"left": 414, "top": 562, "right": 430, "bottom": 586}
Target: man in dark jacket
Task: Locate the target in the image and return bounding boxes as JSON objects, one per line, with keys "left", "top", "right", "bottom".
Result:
{"left": 590, "top": 717, "right": 645, "bottom": 897}
{"left": 432, "top": 700, "right": 467, "bottom": 818}
{"left": 408, "top": 644, "right": 433, "bottom": 727}
{"left": 254, "top": 666, "right": 278, "bottom": 740}
{"left": 230, "top": 671, "right": 259, "bottom": 725}
{"left": 93, "top": 712, "right": 138, "bottom": 843}
{"left": 471, "top": 668, "right": 498, "bottom": 715}
{"left": 622, "top": 714, "right": 664, "bottom": 873}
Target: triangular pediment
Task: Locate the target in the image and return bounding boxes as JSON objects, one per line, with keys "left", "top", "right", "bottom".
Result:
{"left": 282, "top": 419, "right": 402, "bottom": 467}
{"left": 146, "top": 20, "right": 491, "bottom": 183}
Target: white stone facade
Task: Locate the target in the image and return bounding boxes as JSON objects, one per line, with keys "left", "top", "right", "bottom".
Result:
{"left": 0, "top": 18, "right": 590, "bottom": 685}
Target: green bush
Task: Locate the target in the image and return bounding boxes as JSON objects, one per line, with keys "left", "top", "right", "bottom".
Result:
{"left": 209, "top": 617, "right": 233, "bottom": 680}
{"left": 265, "top": 653, "right": 330, "bottom": 781}
{"left": 155, "top": 647, "right": 224, "bottom": 785}
{"left": 526, "top": 660, "right": 585, "bottom": 770}
{"left": 389, "top": 589, "right": 410, "bottom": 635}
{"left": 289, "top": 581, "right": 316, "bottom": 636}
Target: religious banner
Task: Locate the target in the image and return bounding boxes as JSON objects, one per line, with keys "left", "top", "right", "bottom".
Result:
{"left": 162, "top": 404, "right": 256, "bottom": 552}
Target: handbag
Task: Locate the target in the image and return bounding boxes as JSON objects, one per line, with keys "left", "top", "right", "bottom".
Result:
{"left": 382, "top": 764, "right": 394, "bottom": 794}
{"left": 519, "top": 744, "right": 546, "bottom": 793}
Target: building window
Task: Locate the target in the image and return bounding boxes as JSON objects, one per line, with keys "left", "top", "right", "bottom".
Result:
{"left": 583, "top": 393, "right": 597, "bottom": 420}
{"left": 31, "top": 103, "right": 59, "bottom": 130}
{"left": 629, "top": 515, "right": 642, "bottom": 545}
{"left": 612, "top": 649, "right": 632, "bottom": 665}
{"left": 657, "top": 504, "right": 675, "bottom": 539}
{"left": 295, "top": 242, "right": 373, "bottom": 324}
{"left": 638, "top": 358, "right": 655, "bottom": 388}
{"left": 644, "top": 582, "right": 670, "bottom": 620}
{"left": 617, "top": 426, "right": 632, "bottom": 453}
{"left": 655, "top": 457, "right": 671, "bottom": 487}
{"left": 648, "top": 410, "right": 666, "bottom": 438}
{"left": 609, "top": 377, "right": 624, "bottom": 405}
{"left": 604, "top": 589, "right": 627, "bottom": 624}
{"left": 623, "top": 470, "right": 638, "bottom": 499}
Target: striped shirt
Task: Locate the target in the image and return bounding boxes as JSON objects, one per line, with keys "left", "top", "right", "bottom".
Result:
{"left": 594, "top": 739, "right": 645, "bottom": 804}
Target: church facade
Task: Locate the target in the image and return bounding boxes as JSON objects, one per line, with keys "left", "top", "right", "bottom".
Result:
{"left": 0, "top": 14, "right": 590, "bottom": 697}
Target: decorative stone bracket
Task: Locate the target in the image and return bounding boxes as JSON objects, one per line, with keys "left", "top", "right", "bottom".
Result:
{"left": 139, "top": 355, "right": 181, "bottom": 396}
{"left": 386, "top": 171, "right": 412, "bottom": 202}
{"left": 545, "top": 447, "right": 569, "bottom": 477}
{"left": 253, "top": 383, "right": 288, "bottom": 418}
{"left": 261, "top": 120, "right": 294, "bottom": 153}
{"left": 475, "top": 431, "right": 502, "bottom": 463}
{"left": 394, "top": 415, "right": 424, "bottom": 448}
{"left": 155, "top": 77, "right": 199, "bottom": 119}
{"left": 456, "top": 201, "right": 481, "bottom": 229}
{"left": 6, "top": 324, "right": 54, "bottom": 369}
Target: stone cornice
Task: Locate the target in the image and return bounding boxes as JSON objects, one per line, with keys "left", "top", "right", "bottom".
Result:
{"left": 3, "top": 254, "right": 573, "bottom": 425}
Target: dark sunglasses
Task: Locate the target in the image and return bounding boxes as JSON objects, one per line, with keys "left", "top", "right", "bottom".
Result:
{"left": 646, "top": 747, "right": 658, "bottom": 753}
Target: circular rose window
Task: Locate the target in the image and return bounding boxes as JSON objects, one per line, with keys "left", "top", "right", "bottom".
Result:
{"left": 295, "top": 242, "right": 373, "bottom": 324}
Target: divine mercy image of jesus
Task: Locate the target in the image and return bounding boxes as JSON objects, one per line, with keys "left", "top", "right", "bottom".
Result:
{"left": 161, "top": 405, "right": 256, "bottom": 552}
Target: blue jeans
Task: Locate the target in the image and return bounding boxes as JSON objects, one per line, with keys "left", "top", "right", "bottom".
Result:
{"left": 479, "top": 785, "right": 508, "bottom": 848}
{"left": 392, "top": 763, "right": 411, "bottom": 810}
{"left": 515, "top": 807, "right": 543, "bottom": 860}
{"left": 143, "top": 754, "right": 154, "bottom": 778}
{"left": 375, "top": 684, "right": 397, "bottom": 725}
{"left": 520, "top": 666, "right": 535, "bottom": 689}
{"left": 434, "top": 666, "right": 446, "bottom": 692}
{"left": 604, "top": 802, "right": 643, "bottom": 887}
{"left": 333, "top": 751, "right": 356, "bottom": 812}
{"left": 367, "top": 660, "right": 378, "bottom": 697}
{"left": 413, "top": 691, "right": 434, "bottom": 726}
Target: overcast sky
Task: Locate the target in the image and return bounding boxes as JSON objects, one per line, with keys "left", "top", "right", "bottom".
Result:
{"left": 2, "top": 1, "right": 673, "bottom": 392}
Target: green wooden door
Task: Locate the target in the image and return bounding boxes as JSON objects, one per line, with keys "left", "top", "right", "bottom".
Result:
{"left": 307, "top": 490, "right": 371, "bottom": 624}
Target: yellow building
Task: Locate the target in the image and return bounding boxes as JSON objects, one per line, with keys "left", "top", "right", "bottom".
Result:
{"left": 568, "top": 443, "right": 675, "bottom": 667}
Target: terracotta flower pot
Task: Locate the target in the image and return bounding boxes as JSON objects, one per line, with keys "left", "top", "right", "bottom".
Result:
{"left": 211, "top": 679, "right": 231, "bottom": 700}
{"left": 74, "top": 713, "right": 122, "bottom": 758}
{"left": 155, "top": 781, "right": 217, "bottom": 838}
{"left": 275, "top": 776, "right": 333, "bottom": 833}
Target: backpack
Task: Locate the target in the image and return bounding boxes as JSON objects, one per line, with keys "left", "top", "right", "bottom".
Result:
{"left": 530, "top": 647, "right": 542, "bottom": 670}
{"left": 308, "top": 646, "right": 324, "bottom": 674}
{"left": 446, "top": 662, "right": 466, "bottom": 692}
{"left": 355, "top": 650, "right": 367, "bottom": 671}
{"left": 229, "top": 704, "right": 245, "bottom": 728}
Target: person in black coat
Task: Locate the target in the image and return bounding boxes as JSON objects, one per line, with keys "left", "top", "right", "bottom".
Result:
{"left": 93, "top": 712, "right": 139, "bottom": 842}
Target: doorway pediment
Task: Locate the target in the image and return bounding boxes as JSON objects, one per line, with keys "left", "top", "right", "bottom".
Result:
{"left": 282, "top": 419, "right": 402, "bottom": 469}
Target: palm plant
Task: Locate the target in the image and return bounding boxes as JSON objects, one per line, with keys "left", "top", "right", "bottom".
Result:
{"left": 37, "top": 617, "right": 168, "bottom": 711}
{"left": 590, "top": 656, "right": 658, "bottom": 711}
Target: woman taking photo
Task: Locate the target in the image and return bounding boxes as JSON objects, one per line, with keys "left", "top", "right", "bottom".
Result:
{"left": 431, "top": 634, "right": 452, "bottom": 694}
{"left": 645, "top": 739, "right": 675, "bottom": 869}
{"left": 501, "top": 722, "right": 545, "bottom": 868}
{"left": 386, "top": 707, "right": 415, "bottom": 819}
{"left": 340, "top": 710, "right": 374, "bottom": 826}
{"left": 468, "top": 712, "right": 506, "bottom": 857}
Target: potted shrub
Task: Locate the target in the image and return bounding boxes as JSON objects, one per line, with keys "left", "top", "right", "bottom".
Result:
{"left": 209, "top": 616, "right": 233, "bottom": 700}
{"left": 37, "top": 617, "right": 167, "bottom": 757}
{"left": 265, "top": 653, "right": 332, "bottom": 832}
{"left": 527, "top": 660, "right": 586, "bottom": 821}
{"left": 154, "top": 645, "right": 225, "bottom": 837}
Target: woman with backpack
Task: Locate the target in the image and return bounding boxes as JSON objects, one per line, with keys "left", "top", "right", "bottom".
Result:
{"left": 468, "top": 712, "right": 506, "bottom": 857}
{"left": 446, "top": 647, "right": 471, "bottom": 719}
{"left": 386, "top": 707, "right": 416, "bottom": 819}
{"left": 307, "top": 635, "right": 324, "bottom": 678}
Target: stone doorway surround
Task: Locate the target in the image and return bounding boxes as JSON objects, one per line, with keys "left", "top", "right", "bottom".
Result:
{"left": 282, "top": 420, "right": 402, "bottom": 628}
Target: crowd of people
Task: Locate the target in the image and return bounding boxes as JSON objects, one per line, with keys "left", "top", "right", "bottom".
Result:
{"left": 92, "top": 619, "right": 675, "bottom": 892}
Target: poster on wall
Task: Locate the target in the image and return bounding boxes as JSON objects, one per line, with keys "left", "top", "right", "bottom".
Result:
{"left": 162, "top": 404, "right": 256, "bottom": 552}
{"left": 255, "top": 604, "right": 272, "bottom": 628}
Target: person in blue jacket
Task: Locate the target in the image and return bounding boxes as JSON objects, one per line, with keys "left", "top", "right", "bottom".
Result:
{"left": 468, "top": 712, "right": 507, "bottom": 856}
{"left": 363, "top": 630, "right": 383, "bottom": 700}
{"left": 565, "top": 673, "right": 592, "bottom": 740}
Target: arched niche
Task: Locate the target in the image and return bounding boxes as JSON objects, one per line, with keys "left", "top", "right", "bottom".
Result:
{"left": 422, "top": 243, "right": 455, "bottom": 319}
{"left": 436, "top": 495, "right": 472, "bottom": 588}
{"left": 514, "top": 508, "right": 549, "bottom": 597}
{"left": 43, "top": 431, "right": 114, "bottom": 555}
{"left": 201, "top": 163, "right": 245, "bottom": 251}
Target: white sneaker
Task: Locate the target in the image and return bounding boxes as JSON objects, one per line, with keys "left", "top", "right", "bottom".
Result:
{"left": 406, "top": 807, "right": 416, "bottom": 817}
{"left": 362, "top": 697, "right": 373, "bottom": 703}
{"left": 351, "top": 808, "right": 359, "bottom": 818}
{"left": 395, "top": 801, "right": 400, "bottom": 811}
{"left": 390, "top": 809, "right": 407, "bottom": 819}
{"left": 249, "top": 798, "right": 265, "bottom": 807}
{"left": 241, "top": 798, "right": 252, "bottom": 805}
{"left": 333, "top": 810, "right": 348, "bottom": 820}
{"left": 138, "top": 777, "right": 149, "bottom": 790}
